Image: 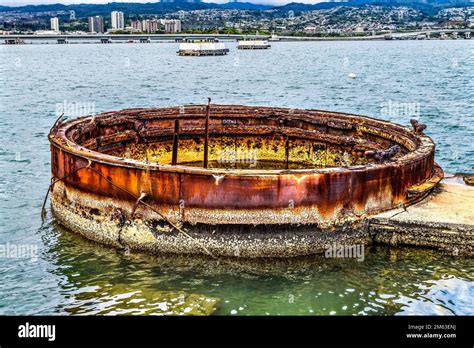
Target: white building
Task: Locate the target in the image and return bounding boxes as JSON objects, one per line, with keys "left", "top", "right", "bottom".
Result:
{"left": 142, "top": 19, "right": 159, "bottom": 33}
{"left": 50, "top": 17, "right": 59, "bottom": 32}
{"left": 130, "top": 20, "right": 143, "bottom": 32}
{"left": 35, "top": 30, "right": 59, "bottom": 35}
{"left": 111, "top": 11, "right": 125, "bottom": 30}
{"left": 163, "top": 19, "right": 181, "bottom": 33}
{"left": 304, "top": 26, "right": 318, "bottom": 34}
{"left": 354, "top": 25, "right": 365, "bottom": 33}
{"left": 88, "top": 16, "right": 104, "bottom": 33}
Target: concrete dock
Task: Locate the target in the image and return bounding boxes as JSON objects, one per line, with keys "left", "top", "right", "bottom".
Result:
{"left": 369, "top": 175, "right": 474, "bottom": 256}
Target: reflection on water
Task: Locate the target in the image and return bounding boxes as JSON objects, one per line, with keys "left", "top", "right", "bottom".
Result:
{"left": 37, "top": 222, "right": 473, "bottom": 316}
{"left": 61, "top": 285, "right": 218, "bottom": 316}
{"left": 395, "top": 278, "right": 473, "bottom": 315}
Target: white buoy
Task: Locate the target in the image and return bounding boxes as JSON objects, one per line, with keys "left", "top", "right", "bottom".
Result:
{"left": 348, "top": 73, "right": 357, "bottom": 79}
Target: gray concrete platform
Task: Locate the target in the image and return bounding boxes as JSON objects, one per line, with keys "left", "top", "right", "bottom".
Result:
{"left": 369, "top": 175, "right": 474, "bottom": 256}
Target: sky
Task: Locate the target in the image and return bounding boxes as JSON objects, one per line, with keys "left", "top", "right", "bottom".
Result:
{"left": 0, "top": 0, "right": 330, "bottom": 7}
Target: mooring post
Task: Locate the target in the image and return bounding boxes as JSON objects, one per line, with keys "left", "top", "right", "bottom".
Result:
{"left": 203, "top": 98, "right": 211, "bottom": 169}
{"left": 172, "top": 119, "right": 180, "bottom": 165}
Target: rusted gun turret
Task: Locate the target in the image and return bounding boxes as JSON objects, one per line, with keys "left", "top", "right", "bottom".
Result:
{"left": 47, "top": 105, "right": 443, "bottom": 257}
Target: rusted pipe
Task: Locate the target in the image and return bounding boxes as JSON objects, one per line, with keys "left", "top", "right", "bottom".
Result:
{"left": 172, "top": 119, "right": 180, "bottom": 165}
{"left": 203, "top": 98, "right": 211, "bottom": 169}
{"left": 131, "top": 192, "right": 148, "bottom": 218}
{"left": 49, "top": 112, "right": 64, "bottom": 135}
{"left": 364, "top": 145, "right": 401, "bottom": 163}
{"left": 410, "top": 119, "right": 427, "bottom": 135}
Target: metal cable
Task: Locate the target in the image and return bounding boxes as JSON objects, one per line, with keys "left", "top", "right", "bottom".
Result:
{"left": 42, "top": 162, "right": 216, "bottom": 258}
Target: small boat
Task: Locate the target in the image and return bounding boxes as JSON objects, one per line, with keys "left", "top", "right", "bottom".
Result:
{"left": 178, "top": 38, "right": 229, "bottom": 56}
{"left": 237, "top": 39, "right": 271, "bottom": 50}
{"left": 268, "top": 32, "right": 280, "bottom": 42}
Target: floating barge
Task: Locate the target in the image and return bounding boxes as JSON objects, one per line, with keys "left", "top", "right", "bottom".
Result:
{"left": 4, "top": 38, "right": 25, "bottom": 45}
{"left": 48, "top": 104, "right": 453, "bottom": 257}
{"left": 237, "top": 40, "right": 271, "bottom": 49}
{"left": 178, "top": 38, "right": 229, "bottom": 56}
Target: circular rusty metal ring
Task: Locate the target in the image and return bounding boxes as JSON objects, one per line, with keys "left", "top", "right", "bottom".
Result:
{"left": 49, "top": 105, "right": 443, "bottom": 227}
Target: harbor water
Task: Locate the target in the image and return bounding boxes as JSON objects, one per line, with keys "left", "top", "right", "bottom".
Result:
{"left": 0, "top": 40, "right": 473, "bottom": 315}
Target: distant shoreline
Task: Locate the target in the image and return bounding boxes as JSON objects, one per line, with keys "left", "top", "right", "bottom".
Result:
{"left": 1, "top": 30, "right": 472, "bottom": 44}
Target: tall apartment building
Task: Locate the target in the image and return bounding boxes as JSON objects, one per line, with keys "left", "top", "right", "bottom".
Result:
{"left": 88, "top": 16, "right": 104, "bottom": 33}
{"left": 111, "top": 11, "right": 125, "bottom": 30}
{"left": 142, "top": 19, "right": 160, "bottom": 33}
{"left": 130, "top": 20, "right": 143, "bottom": 32}
{"left": 50, "top": 17, "right": 59, "bottom": 32}
{"left": 130, "top": 18, "right": 180, "bottom": 33}
{"left": 163, "top": 20, "right": 182, "bottom": 33}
